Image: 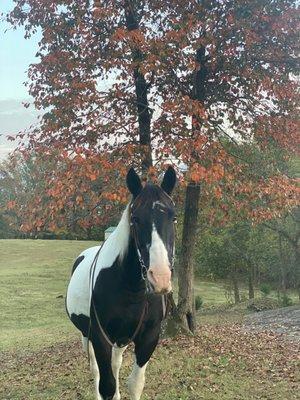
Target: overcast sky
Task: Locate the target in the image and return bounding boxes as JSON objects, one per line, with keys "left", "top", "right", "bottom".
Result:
{"left": 0, "top": 1, "right": 41, "bottom": 159}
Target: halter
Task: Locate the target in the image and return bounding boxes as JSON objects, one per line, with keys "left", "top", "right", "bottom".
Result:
{"left": 130, "top": 207, "right": 152, "bottom": 293}
{"left": 129, "top": 195, "right": 176, "bottom": 293}
{"left": 87, "top": 193, "right": 175, "bottom": 350}
{"left": 87, "top": 243, "right": 148, "bottom": 350}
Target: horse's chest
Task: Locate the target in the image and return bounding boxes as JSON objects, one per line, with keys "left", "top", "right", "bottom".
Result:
{"left": 99, "top": 295, "right": 143, "bottom": 326}
{"left": 99, "top": 301, "right": 144, "bottom": 345}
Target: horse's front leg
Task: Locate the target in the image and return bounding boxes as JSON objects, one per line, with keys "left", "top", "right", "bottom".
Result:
{"left": 90, "top": 334, "right": 117, "bottom": 400}
{"left": 128, "top": 326, "right": 160, "bottom": 400}
{"left": 88, "top": 341, "right": 102, "bottom": 400}
{"left": 111, "top": 345, "right": 127, "bottom": 399}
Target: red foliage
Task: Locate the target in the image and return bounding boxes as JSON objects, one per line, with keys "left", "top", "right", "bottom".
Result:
{"left": 4, "top": 0, "right": 300, "bottom": 232}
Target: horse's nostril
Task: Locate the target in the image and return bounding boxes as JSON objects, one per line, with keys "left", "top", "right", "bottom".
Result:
{"left": 149, "top": 269, "right": 155, "bottom": 279}
{"left": 148, "top": 269, "right": 158, "bottom": 283}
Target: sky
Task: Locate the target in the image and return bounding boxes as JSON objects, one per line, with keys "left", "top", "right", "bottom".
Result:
{"left": 0, "top": 0, "right": 41, "bottom": 159}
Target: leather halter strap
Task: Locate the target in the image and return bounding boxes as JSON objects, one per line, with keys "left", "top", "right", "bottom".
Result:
{"left": 87, "top": 196, "right": 173, "bottom": 351}
{"left": 91, "top": 297, "right": 148, "bottom": 348}
{"left": 130, "top": 218, "right": 153, "bottom": 293}
{"left": 87, "top": 238, "right": 148, "bottom": 350}
{"left": 129, "top": 196, "right": 176, "bottom": 286}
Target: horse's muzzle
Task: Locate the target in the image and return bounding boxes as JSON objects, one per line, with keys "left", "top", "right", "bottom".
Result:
{"left": 147, "top": 268, "right": 172, "bottom": 294}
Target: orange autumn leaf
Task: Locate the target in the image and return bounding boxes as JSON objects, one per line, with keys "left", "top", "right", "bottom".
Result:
{"left": 6, "top": 200, "right": 16, "bottom": 210}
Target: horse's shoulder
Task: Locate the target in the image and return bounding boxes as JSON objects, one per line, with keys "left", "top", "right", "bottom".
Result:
{"left": 70, "top": 246, "right": 101, "bottom": 275}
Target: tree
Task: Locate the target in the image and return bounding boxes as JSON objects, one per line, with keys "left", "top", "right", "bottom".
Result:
{"left": 6, "top": 0, "right": 299, "bottom": 332}
{"left": 149, "top": 0, "right": 299, "bottom": 329}
{"left": 195, "top": 222, "right": 251, "bottom": 304}
{"left": 0, "top": 150, "right": 129, "bottom": 237}
{"left": 264, "top": 208, "right": 300, "bottom": 298}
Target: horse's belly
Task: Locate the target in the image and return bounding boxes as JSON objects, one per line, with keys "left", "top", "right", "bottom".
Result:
{"left": 66, "top": 246, "right": 100, "bottom": 319}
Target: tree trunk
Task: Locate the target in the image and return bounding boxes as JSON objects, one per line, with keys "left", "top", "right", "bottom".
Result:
{"left": 278, "top": 233, "right": 287, "bottom": 293}
{"left": 248, "top": 262, "right": 255, "bottom": 300}
{"left": 263, "top": 219, "right": 299, "bottom": 297}
{"left": 124, "top": 1, "right": 152, "bottom": 173}
{"left": 177, "top": 183, "right": 201, "bottom": 332}
{"left": 294, "top": 248, "right": 300, "bottom": 300}
{"left": 231, "top": 267, "right": 240, "bottom": 304}
{"left": 175, "top": 45, "right": 208, "bottom": 333}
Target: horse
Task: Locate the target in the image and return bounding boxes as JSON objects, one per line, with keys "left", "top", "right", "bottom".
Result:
{"left": 66, "top": 166, "right": 177, "bottom": 400}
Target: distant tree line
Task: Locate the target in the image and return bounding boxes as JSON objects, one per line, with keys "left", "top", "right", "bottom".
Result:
{"left": 193, "top": 212, "right": 300, "bottom": 301}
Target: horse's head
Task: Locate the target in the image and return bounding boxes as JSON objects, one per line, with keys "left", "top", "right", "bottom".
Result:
{"left": 126, "top": 167, "right": 177, "bottom": 294}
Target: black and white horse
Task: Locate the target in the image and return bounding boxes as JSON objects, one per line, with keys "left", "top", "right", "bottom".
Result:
{"left": 66, "top": 167, "right": 177, "bottom": 400}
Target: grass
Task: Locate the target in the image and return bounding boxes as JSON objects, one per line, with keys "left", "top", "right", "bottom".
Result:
{"left": 0, "top": 239, "right": 231, "bottom": 351}
{"left": 0, "top": 239, "right": 299, "bottom": 400}
{"left": 0, "top": 239, "right": 96, "bottom": 351}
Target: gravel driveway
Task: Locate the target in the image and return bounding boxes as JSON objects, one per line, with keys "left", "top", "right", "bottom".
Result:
{"left": 244, "top": 305, "right": 300, "bottom": 343}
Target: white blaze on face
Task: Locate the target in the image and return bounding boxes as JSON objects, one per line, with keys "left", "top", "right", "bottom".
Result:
{"left": 147, "top": 224, "right": 172, "bottom": 293}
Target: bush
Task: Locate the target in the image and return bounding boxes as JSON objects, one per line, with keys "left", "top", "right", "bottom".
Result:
{"left": 240, "top": 293, "right": 247, "bottom": 302}
{"left": 195, "top": 295, "right": 203, "bottom": 310}
{"left": 247, "top": 297, "right": 280, "bottom": 312}
{"left": 280, "top": 294, "right": 293, "bottom": 307}
{"left": 260, "top": 283, "right": 272, "bottom": 297}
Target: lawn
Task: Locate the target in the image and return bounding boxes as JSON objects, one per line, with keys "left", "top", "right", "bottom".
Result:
{"left": 0, "top": 239, "right": 299, "bottom": 400}
{"left": 0, "top": 239, "right": 229, "bottom": 352}
{"left": 0, "top": 239, "right": 96, "bottom": 351}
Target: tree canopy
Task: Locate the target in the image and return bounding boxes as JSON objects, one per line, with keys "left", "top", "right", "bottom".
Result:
{"left": 4, "top": 0, "right": 298, "bottom": 233}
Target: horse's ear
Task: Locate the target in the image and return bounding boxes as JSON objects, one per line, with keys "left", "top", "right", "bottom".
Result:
{"left": 126, "top": 168, "right": 143, "bottom": 197}
{"left": 161, "top": 166, "right": 176, "bottom": 195}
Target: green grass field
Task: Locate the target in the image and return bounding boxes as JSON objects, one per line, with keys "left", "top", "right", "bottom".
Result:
{"left": 0, "top": 239, "right": 96, "bottom": 351}
{"left": 0, "top": 239, "right": 299, "bottom": 400}
{"left": 0, "top": 239, "right": 230, "bottom": 352}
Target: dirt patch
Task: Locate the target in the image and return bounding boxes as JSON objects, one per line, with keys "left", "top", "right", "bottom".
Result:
{"left": 244, "top": 305, "right": 300, "bottom": 343}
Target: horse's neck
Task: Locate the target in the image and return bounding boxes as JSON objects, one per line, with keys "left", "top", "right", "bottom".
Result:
{"left": 107, "top": 203, "right": 145, "bottom": 294}
{"left": 120, "top": 236, "right": 145, "bottom": 293}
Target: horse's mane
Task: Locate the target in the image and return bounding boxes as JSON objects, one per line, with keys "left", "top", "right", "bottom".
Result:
{"left": 94, "top": 204, "right": 130, "bottom": 275}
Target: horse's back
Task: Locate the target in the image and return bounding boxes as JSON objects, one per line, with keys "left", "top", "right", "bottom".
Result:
{"left": 66, "top": 245, "right": 100, "bottom": 321}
